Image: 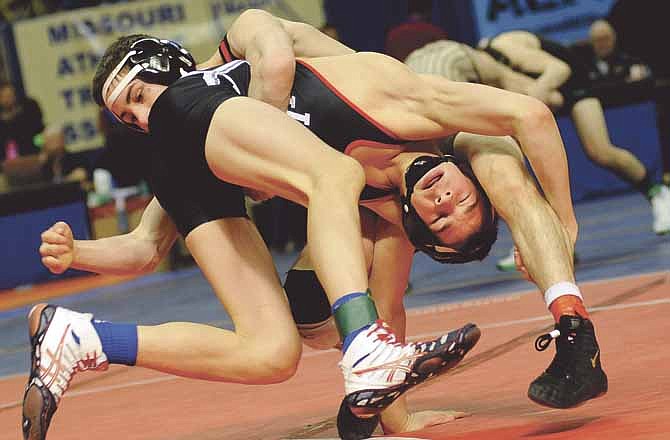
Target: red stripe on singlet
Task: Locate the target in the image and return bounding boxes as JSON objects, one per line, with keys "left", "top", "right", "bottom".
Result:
{"left": 296, "top": 59, "right": 402, "bottom": 141}
{"left": 219, "top": 38, "right": 234, "bottom": 63}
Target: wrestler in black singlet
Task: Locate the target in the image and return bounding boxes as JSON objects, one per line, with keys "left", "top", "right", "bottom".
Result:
{"left": 148, "top": 45, "right": 409, "bottom": 236}
{"left": 481, "top": 34, "right": 593, "bottom": 107}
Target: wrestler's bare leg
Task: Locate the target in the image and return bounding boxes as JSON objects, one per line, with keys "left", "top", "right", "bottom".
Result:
{"left": 459, "top": 133, "right": 576, "bottom": 289}
{"left": 205, "top": 97, "right": 369, "bottom": 304}
{"left": 571, "top": 97, "right": 646, "bottom": 183}
{"left": 136, "top": 217, "right": 302, "bottom": 383}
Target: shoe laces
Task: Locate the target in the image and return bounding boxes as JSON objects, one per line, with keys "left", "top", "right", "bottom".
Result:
{"left": 535, "top": 329, "right": 561, "bottom": 351}
{"left": 535, "top": 327, "right": 578, "bottom": 378}
{"left": 366, "top": 320, "right": 404, "bottom": 347}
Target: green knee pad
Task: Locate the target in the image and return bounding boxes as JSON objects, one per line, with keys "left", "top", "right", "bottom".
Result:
{"left": 333, "top": 292, "right": 379, "bottom": 338}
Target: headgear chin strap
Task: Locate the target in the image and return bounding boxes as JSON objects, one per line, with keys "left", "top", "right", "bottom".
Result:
{"left": 400, "top": 154, "right": 491, "bottom": 264}
{"left": 102, "top": 37, "right": 196, "bottom": 111}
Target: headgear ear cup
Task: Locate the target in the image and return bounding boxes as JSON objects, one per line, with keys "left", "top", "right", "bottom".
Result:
{"left": 129, "top": 38, "right": 196, "bottom": 85}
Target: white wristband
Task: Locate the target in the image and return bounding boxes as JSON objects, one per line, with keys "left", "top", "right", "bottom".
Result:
{"left": 544, "top": 282, "right": 583, "bottom": 308}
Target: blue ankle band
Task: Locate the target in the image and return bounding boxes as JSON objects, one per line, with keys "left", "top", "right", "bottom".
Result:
{"left": 92, "top": 320, "right": 138, "bottom": 366}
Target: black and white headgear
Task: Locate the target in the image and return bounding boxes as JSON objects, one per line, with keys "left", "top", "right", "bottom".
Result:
{"left": 102, "top": 37, "right": 196, "bottom": 112}
{"left": 400, "top": 154, "right": 495, "bottom": 264}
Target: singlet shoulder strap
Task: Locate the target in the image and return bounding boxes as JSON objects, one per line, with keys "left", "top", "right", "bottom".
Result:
{"left": 481, "top": 41, "right": 511, "bottom": 67}
{"left": 219, "top": 34, "right": 239, "bottom": 63}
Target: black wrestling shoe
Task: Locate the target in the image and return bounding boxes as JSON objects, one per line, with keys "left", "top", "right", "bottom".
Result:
{"left": 336, "top": 398, "right": 379, "bottom": 440}
{"left": 528, "top": 315, "right": 608, "bottom": 409}
{"left": 340, "top": 321, "right": 480, "bottom": 418}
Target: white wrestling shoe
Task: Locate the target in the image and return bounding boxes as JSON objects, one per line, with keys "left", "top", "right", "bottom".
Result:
{"left": 22, "top": 304, "right": 108, "bottom": 440}
{"left": 650, "top": 184, "right": 670, "bottom": 235}
{"left": 340, "top": 320, "right": 480, "bottom": 418}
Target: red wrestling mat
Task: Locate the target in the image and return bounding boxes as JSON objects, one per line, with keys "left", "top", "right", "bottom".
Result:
{"left": 1, "top": 271, "right": 668, "bottom": 440}
{"left": 0, "top": 274, "right": 138, "bottom": 312}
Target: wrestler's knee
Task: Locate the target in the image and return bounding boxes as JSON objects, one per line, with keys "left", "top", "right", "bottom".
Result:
{"left": 313, "top": 154, "right": 365, "bottom": 195}
{"left": 245, "top": 331, "right": 302, "bottom": 383}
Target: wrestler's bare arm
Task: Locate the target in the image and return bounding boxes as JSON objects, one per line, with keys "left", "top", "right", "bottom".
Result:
{"left": 419, "top": 77, "right": 577, "bottom": 240}
{"left": 474, "top": 49, "right": 561, "bottom": 105}
{"left": 491, "top": 35, "right": 571, "bottom": 101}
{"left": 367, "top": 220, "right": 414, "bottom": 340}
{"left": 199, "top": 9, "right": 354, "bottom": 109}
{"left": 40, "top": 197, "right": 178, "bottom": 275}
{"left": 455, "top": 132, "right": 577, "bottom": 286}
{"left": 228, "top": 9, "right": 296, "bottom": 110}
{"left": 200, "top": 9, "right": 354, "bottom": 67}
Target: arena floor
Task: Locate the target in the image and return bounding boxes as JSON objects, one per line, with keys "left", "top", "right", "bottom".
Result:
{"left": 1, "top": 191, "right": 669, "bottom": 439}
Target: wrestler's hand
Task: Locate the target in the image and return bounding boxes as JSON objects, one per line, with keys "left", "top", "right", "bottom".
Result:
{"left": 382, "top": 409, "right": 469, "bottom": 434}
{"left": 39, "top": 221, "right": 75, "bottom": 274}
{"left": 525, "top": 83, "right": 554, "bottom": 107}
{"left": 547, "top": 90, "right": 564, "bottom": 111}
{"left": 627, "top": 64, "right": 650, "bottom": 82}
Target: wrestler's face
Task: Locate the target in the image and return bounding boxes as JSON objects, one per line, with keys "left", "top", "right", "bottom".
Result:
{"left": 410, "top": 162, "right": 486, "bottom": 249}
{"left": 105, "top": 74, "right": 166, "bottom": 133}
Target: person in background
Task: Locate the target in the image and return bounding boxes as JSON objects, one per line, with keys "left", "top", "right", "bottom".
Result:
{"left": 0, "top": 80, "right": 87, "bottom": 186}
{"left": 474, "top": 30, "right": 670, "bottom": 270}
{"left": 571, "top": 20, "right": 651, "bottom": 88}
{"left": 1, "top": 80, "right": 60, "bottom": 185}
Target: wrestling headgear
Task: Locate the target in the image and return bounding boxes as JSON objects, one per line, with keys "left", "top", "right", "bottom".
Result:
{"left": 102, "top": 37, "right": 195, "bottom": 110}
{"left": 400, "top": 155, "right": 496, "bottom": 264}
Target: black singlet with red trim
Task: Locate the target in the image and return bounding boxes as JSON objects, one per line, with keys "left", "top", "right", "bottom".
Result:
{"left": 149, "top": 53, "right": 406, "bottom": 236}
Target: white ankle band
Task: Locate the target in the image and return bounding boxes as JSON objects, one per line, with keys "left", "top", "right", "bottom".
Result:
{"left": 544, "top": 282, "right": 583, "bottom": 308}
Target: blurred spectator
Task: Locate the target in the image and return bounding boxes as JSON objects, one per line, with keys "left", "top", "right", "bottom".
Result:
{"left": 0, "top": 0, "right": 131, "bottom": 21}
{"left": 0, "top": 80, "right": 84, "bottom": 186}
{"left": 571, "top": 20, "right": 652, "bottom": 87}
{"left": 384, "top": 0, "right": 446, "bottom": 61}
{"left": 0, "top": 80, "right": 44, "bottom": 158}
{"left": 0, "top": 0, "right": 48, "bottom": 21}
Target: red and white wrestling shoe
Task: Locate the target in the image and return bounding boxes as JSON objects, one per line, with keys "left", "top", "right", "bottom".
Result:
{"left": 22, "top": 304, "right": 108, "bottom": 440}
{"left": 340, "top": 320, "right": 480, "bottom": 418}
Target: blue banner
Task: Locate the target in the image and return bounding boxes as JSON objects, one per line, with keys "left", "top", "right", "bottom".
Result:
{"left": 472, "top": 0, "right": 615, "bottom": 44}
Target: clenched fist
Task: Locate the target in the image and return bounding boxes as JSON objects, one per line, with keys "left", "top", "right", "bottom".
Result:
{"left": 39, "top": 221, "right": 75, "bottom": 274}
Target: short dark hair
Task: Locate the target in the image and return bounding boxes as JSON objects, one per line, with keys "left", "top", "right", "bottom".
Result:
{"left": 91, "top": 34, "right": 151, "bottom": 107}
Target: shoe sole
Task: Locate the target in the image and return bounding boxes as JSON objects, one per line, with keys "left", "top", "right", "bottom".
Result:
{"left": 336, "top": 398, "right": 380, "bottom": 440}
{"left": 345, "top": 323, "right": 481, "bottom": 418}
{"left": 22, "top": 304, "right": 59, "bottom": 440}
{"left": 527, "top": 375, "right": 608, "bottom": 409}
